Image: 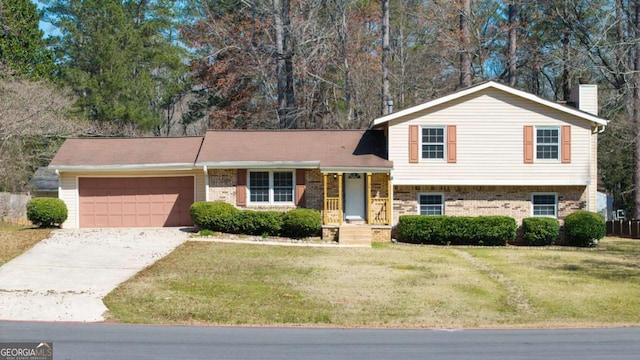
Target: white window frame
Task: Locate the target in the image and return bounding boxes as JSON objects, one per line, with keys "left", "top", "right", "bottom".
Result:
{"left": 421, "top": 126, "right": 446, "bottom": 160}
{"left": 535, "top": 126, "right": 560, "bottom": 161}
{"left": 418, "top": 193, "right": 445, "bottom": 216}
{"left": 531, "top": 193, "right": 558, "bottom": 218}
{"left": 247, "top": 170, "right": 295, "bottom": 205}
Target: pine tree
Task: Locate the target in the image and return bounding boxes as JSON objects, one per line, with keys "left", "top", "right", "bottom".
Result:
{"left": 0, "top": 0, "right": 55, "bottom": 79}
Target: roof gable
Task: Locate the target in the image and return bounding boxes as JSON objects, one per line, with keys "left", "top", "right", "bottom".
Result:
{"left": 372, "top": 81, "right": 608, "bottom": 127}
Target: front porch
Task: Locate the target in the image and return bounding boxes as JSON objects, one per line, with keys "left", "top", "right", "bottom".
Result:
{"left": 321, "top": 172, "right": 392, "bottom": 244}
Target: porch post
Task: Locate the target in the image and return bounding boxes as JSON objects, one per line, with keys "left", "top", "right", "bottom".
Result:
{"left": 323, "top": 173, "right": 328, "bottom": 225}
{"left": 366, "top": 173, "right": 372, "bottom": 225}
{"left": 338, "top": 173, "right": 343, "bottom": 224}
{"left": 387, "top": 172, "right": 392, "bottom": 225}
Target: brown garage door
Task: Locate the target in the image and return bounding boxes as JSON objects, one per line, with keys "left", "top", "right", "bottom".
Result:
{"left": 79, "top": 177, "right": 194, "bottom": 227}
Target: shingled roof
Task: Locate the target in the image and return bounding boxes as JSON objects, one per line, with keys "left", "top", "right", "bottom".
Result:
{"left": 196, "top": 130, "right": 392, "bottom": 171}
{"left": 49, "top": 137, "right": 204, "bottom": 170}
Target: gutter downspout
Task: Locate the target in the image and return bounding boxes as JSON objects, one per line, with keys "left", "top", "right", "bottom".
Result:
{"left": 203, "top": 166, "right": 209, "bottom": 202}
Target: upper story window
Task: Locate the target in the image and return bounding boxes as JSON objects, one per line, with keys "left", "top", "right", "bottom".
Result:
{"left": 422, "top": 127, "right": 445, "bottom": 159}
{"left": 536, "top": 127, "right": 559, "bottom": 160}
{"left": 532, "top": 193, "right": 557, "bottom": 217}
{"left": 249, "top": 171, "right": 294, "bottom": 204}
{"left": 418, "top": 193, "right": 444, "bottom": 215}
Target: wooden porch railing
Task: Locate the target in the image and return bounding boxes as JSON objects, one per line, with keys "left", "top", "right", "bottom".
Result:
{"left": 369, "top": 198, "right": 390, "bottom": 225}
{"left": 324, "top": 197, "right": 342, "bottom": 225}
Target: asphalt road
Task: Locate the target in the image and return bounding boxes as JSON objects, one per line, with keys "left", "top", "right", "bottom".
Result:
{"left": 1, "top": 321, "right": 638, "bottom": 360}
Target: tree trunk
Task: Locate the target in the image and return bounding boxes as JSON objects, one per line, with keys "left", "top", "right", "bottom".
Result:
{"left": 274, "top": 0, "right": 296, "bottom": 129}
{"left": 561, "top": 1, "right": 571, "bottom": 101}
{"left": 508, "top": 1, "right": 517, "bottom": 87}
{"left": 381, "top": 0, "right": 391, "bottom": 115}
{"left": 633, "top": 0, "right": 640, "bottom": 218}
{"left": 339, "top": 6, "right": 353, "bottom": 124}
{"left": 459, "top": 0, "right": 472, "bottom": 88}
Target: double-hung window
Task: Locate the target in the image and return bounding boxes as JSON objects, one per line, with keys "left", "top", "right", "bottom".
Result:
{"left": 418, "top": 194, "right": 444, "bottom": 215}
{"left": 249, "top": 171, "right": 294, "bottom": 204}
{"left": 422, "top": 127, "right": 445, "bottom": 159}
{"left": 536, "top": 127, "right": 559, "bottom": 160}
{"left": 532, "top": 193, "right": 557, "bottom": 217}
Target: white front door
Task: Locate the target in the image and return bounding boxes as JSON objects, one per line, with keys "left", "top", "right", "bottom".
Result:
{"left": 344, "top": 173, "right": 366, "bottom": 220}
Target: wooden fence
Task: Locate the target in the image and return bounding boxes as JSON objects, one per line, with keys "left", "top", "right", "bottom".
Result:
{"left": 606, "top": 220, "right": 640, "bottom": 239}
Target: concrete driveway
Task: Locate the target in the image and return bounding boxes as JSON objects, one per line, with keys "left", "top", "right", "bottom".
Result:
{"left": 0, "top": 228, "right": 190, "bottom": 322}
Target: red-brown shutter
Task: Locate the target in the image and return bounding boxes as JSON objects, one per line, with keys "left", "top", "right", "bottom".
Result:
{"left": 236, "top": 169, "right": 247, "bottom": 206}
{"left": 295, "top": 169, "right": 306, "bottom": 206}
{"left": 447, "top": 125, "right": 457, "bottom": 163}
{"left": 561, "top": 125, "right": 571, "bottom": 163}
{"left": 409, "top": 125, "right": 419, "bottom": 163}
{"left": 523, "top": 125, "right": 534, "bottom": 164}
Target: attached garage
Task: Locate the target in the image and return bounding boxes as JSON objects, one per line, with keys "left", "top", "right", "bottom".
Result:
{"left": 78, "top": 177, "right": 194, "bottom": 227}
{"left": 49, "top": 137, "right": 206, "bottom": 229}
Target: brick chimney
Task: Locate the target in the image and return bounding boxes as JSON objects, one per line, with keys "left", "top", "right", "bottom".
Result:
{"left": 569, "top": 81, "right": 598, "bottom": 116}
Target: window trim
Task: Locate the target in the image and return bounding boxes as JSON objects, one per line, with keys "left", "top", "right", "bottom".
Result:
{"left": 417, "top": 192, "right": 445, "bottom": 216}
{"left": 420, "top": 126, "right": 446, "bottom": 161}
{"left": 247, "top": 170, "right": 295, "bottom": 205}
{"left": 531, "top": 192, "right": 558, "bottom": 218}
{"left": 535, "top": 126, "right": 560, "bottom": 161}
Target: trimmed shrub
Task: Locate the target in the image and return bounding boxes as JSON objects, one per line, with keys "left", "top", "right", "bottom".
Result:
{"left": 231, "top": 210, "right": 283, "bottom": 236}
{"left": 190, "top": 201, "right": 238, "bottom": 232}
{"left": 564, "top": 210, "right": 606, "bottom": 247}
{"left": 396, "top": 215, "right": 516, "bottom": 246}
{"left": 26, "top": 198, "right": 68, "bottom": 227}
{"left": 522, "top": 217, "right": 559, "bottom": 246}
{"left": 281, "top": 208, "right": 322, "bottom": 239}
{"left": 396, "top": 215, "right": 447, "bottom": 244}
{"left": 474, "top": 216, "right": 517, "bottom": 246}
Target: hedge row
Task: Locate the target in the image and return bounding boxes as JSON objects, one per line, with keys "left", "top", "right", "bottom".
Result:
{"left": 398, "top": 211, "right": 605, "bottom": 247}
{"left": 396, "top": 215, "right": 517, "bottom": 246}
{"left": 190, "top": 201, "right": 321, "bottom": 239}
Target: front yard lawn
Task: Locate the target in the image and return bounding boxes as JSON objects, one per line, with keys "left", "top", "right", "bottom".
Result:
{"left": 104, "top": 237, "right": 640, "bottom": 328}
{"left": 0, "top": 223, "right": 51, "bottom": 266}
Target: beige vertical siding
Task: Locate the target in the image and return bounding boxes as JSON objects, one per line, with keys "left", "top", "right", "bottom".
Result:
{"left": 58, "top": 170, "right": 204, "bottom": 229}
{"left": 388, "top": 88, "right": 595, "bottom": 186}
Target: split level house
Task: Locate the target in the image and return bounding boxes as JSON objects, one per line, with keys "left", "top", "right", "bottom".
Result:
{"left": 48, "top": 81, "right": 608, "bottom": 243}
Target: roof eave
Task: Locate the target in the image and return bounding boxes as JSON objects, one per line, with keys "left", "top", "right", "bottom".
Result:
{"left": 48, "top": 163, "right": 198, "bottom": 172}
{"left": 372, "top": 81, "right": 609, "bottom": 126}
{"left": 320, "top": 166, "right": 393, "bottom": 173}
{"left": 196, "top": 161, "right": 321, "bottom": 169}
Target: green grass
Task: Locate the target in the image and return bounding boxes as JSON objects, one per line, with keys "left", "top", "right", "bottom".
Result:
{"left": 104, "top": 237, "right": 640, "bottom": 328}
{"left": 0, "top": 223, "right": 51, "bottom": 266}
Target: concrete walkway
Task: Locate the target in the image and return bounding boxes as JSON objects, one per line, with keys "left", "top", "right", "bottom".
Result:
{"left": 0, "top": 228, "right": 190, "bottom": 322}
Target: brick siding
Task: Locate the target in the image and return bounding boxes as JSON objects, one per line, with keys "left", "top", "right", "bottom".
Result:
{"left": 393, "top": 185, "right": 587, "bottom": 225}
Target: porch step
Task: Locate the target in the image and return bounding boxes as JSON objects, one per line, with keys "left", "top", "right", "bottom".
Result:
{"left": 338, "top": 225, "right": 372, "bottom": 246}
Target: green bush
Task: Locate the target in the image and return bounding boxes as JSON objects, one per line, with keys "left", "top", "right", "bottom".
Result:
{"left": 473, "top": 216, "right": 518, "bottom": 246}
{"left": 281, "top": 208, "right": 322, "bottom": 239}
{"left": 231, "top": 210, "right": 282, "bottom": 236}
{"left": 563, "top": 211, "right": 606, "bottom": 247}
{"left": 396, "top": 215, "right": 447, "bottom": 244}
{"left": 396, "top": 215, "right": 516, "bottom": 246}
{"left": 522, "top": 217, "right": 559, "bottom": 246}
{"left": 26, "top": 198, "right": 68, "bottom": 227}
{"left": 190, "top": 201, "right": 238, "bottom": 232}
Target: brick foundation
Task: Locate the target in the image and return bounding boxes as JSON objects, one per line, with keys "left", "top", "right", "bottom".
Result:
{"left": 393, "top": 185, "right": 587, "bottom": 225}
